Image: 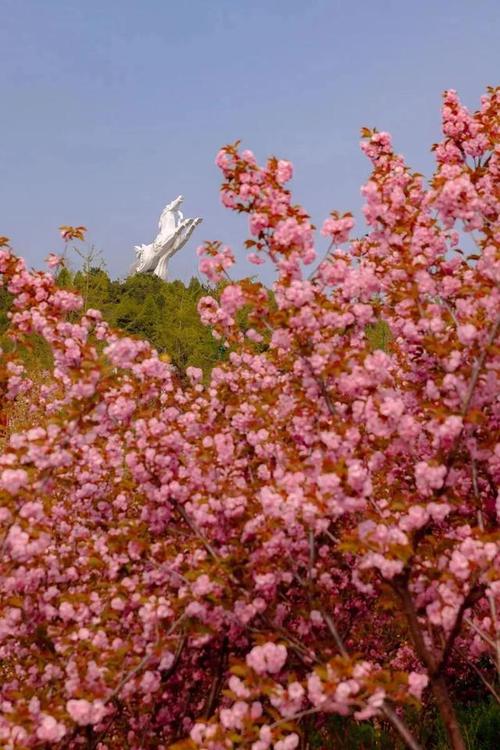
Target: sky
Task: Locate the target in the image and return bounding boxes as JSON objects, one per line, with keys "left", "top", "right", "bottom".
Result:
{"left": 0, "top": 0, "right": 499, "bottom": 283}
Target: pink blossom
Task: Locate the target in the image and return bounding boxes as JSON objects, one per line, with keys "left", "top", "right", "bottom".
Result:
{"left": 215, "top": 148, "right": 232, "bottom": 171}
{"left": 197, "top": 244, "right": 235, "bottom": 282}
{"left": 246, "top": 642, "right": 287, "bottom": 674}
{"left": 0, "top": 468, "right": 28, "bottom": 494}
{"left": 250, "top": 213, "right": 269, "bottom": 235}
{"left": 140, "top": 670, "right": 161, "bottom": 693}
{"left": 0, "top": 88, "right": 498, "bottom": 748}
{"left": 248, "top": 252, "right": 266, "bottom": 265}
{"left": 276, "top": 160, "right": 293, "bottom": 185}
{"left": 36, "top": 715, "right": 66, "bottom": 742}
{"left": 66, "top": 699, "right": 106, "bottom": 726}
{"left": 457, "top": 323, "right": 478, "bottom": 345}
{"left": 220, "top": 284, "right": 245, "bottom": 315}
{"left": 321, "top": 215, "right": 354, "bottom": 244}
{"left": 399, "top": 505, "right": 430, "bottom": 532}
{"left": 408, "top": 672, "right": 429, "bottom": 700}
{"left": 274, "top": 218, "right": 314, "bottom": 256}
{"left": 45, "top": 253, "right": 64, "bottom": 269}
{"left": 274, "top": 734, "right": 299, "bottom": 750}
{"left": 415, "top": 462, "right": 447, "bottom": 495}
{"left": 59, "top": 601, "right": 76, "bottom": 621}
{"left": 186, "top": 366, "right": 203, "bottom": 383}
{"left": 241, "top": 149, "right": 256, "bottom": 164}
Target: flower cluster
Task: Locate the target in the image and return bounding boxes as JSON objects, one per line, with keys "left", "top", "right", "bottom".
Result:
{"left": 0, "top": 88, "right": 498, "bottom": 750}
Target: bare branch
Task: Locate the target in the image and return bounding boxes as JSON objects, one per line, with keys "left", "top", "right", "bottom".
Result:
{"left": 382, "top": 703, "right": 424, "bottom": 750}
{"left": 320, "top": 609, "right": 348, "bottom": 658}
{"left": 461, "top": 313, "right": 500, "bottom": 418}
{"left": 105, "top": 612, "right": 186, "bottom": 706}
{"left": 464, "top": 616, "right": 497, "bottom": 652}
{"left": 436, "top": 582, "right": 485, "bottom": 676}
{"left": 393, "top": 576, "right": 466, "bottom": 750}
{"left": 454, "top": 645, "right": 500, "bottom": 704}
{"left": 171, "top": 499, "right": 223, "bottom": 565}
{"left": 161, "top": 632, "right": 187, "bottom": 682}
{"left": 308, "top": 529, "right": 315, "bottom": 584}
{"left": 471, "top": 458, "right": 500, "bottom": 675}
{"left": 204, "top": 636, "right": 228, "bottom": 718}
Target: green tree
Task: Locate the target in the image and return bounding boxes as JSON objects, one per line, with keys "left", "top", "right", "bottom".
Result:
{"left": 56, "top": 269, "right": 226, "bottom": 375}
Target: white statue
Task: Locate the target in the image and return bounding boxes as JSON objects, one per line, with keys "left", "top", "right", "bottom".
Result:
{"left": 130, "top": 196, "right": 202, "bottom": 281}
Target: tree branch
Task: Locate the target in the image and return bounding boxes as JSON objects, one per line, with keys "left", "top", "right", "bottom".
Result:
{"left": 435, "top": 582, "right": 485, "bottom": 677}
{"left": 320, "top": 609, "right": 348, "bottom": 658}
{"left": 393, "top": 575, "right": 466, "bottom": 750}
{"left": 471, "top": 458, "right": 500, "bottom": 676}
{"left": 381, "top": 703, "right": 423, "bottom": 750}
{"left": 105, "top": 612, "right": 186, "bottom": 706}
{"left": 461, "top": 313, "right": 500, "bottom": 418}
{"left": 453, "top": 645, "right": 500, "bottom": 704}
{"left": 161, "top": 632, "right": 187, "bottom": 683}
{"left": 204, "top": 636, "right": 228, "bottom": 718}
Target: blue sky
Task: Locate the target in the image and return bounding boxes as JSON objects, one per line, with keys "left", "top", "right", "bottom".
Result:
{"left": 0, "top": 0, "right": 498, "bottom": 282}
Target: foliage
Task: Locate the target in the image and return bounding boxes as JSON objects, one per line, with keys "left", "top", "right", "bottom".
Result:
{"left": 0, "top": 88, "right": 499, "bottom": 750}
{"left": 0, "top": 285, "right": 10, "bottom": 336}
{"left": 424, "top": 699, "right": 500, "bottom": 750}
{"left": 0, "top": 286, "right": 52, "bottom": 374}
{"left": 58, "top": 266, "right": 227, "bottom": 374}
{"left": 307, "top": 699, "right": 500, "bottom": 749}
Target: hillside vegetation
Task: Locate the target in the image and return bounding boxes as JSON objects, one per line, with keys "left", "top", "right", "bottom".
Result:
{"left": 0, "top": 267, "right": 226, "bottom": 375}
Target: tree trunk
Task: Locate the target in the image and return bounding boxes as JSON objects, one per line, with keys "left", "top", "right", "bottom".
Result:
{"left": 394, "top": 576, "right": 466, "bottom": 750}
{"left": 430, "top": 675, "right": 466, "bottom": 750}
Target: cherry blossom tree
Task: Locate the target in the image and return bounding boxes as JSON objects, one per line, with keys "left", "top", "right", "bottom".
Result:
{"left": 0, "top": 87, "right": 498, "bottom": 750}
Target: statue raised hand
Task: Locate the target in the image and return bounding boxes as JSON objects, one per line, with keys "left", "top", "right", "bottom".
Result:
{"left": 130, "top": 196, "right": 202, "bottom": 281}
